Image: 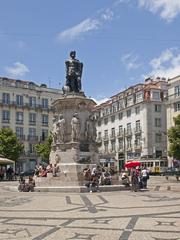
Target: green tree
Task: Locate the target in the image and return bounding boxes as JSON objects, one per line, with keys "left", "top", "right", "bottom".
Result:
{"left": 0, "top": 128, "right": 24, "bottom": 161}
{"left": 35, "top": 135, "right": 52, "bottom": 163}
{"left": 168, "top": 114, "right": 180, "bottom": 160}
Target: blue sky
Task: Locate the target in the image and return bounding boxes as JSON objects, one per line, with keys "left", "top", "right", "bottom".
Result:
{"left": 0, "top": 0, "right": 180, "bottom": 103}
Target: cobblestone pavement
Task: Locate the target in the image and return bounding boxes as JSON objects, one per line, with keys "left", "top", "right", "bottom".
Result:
{"left": 0, "top": 176, "right": 179, "bottom": 240}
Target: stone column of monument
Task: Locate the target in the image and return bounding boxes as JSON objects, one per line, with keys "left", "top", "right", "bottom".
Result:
{"left": 37, "top": 51, "right": 99, "bottom": 189}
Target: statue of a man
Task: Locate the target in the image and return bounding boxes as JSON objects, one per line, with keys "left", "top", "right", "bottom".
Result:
{"left": 85, "top": 115, "right": 97, "bottom": 141}
{"left": 57, "top": 114, "right": 66, "bottom": 143}
{"left": 52, "top": 117, "right": 58, "bottom": 144}
{"left": 65, "top": 51, "right": 83, "bottom": 93}
{"left": 71, "top": 112, "right": 81, "bottom": 142}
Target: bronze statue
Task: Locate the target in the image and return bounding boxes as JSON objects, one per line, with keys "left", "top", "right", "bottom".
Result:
{"left": 65, "top": 51, "right": 83, "bottom": 93}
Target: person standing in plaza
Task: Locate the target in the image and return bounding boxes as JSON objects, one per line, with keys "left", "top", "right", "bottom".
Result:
{"left": 141, "top": 167, "right": 149, "bottom": 189}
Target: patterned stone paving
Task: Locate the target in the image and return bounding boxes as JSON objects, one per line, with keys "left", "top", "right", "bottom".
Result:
{"left": 0, "top": 176, "right": 179, "bottom": 240}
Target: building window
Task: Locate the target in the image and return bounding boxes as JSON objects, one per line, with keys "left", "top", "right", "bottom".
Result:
{"left": 135, "top": 120, "right": 141, "bottom": 131}
{"left": 104, "top": 130, "right": 108, "bottom": 139}
{"left": 127, "top": 137, "right": 132, "bottom": 149}
{"left": 29, "top": 128, "right": 37, "bottom": 141}
{"left": 126, "top": 109, "right": 131, "bottom": 117}
{"left": 155, "top": 133, "right": 162, "bottom": 143}
{"left": 152, "top": 91, "right": 160, "bottom": 100}
{"left": 111, "top": 141, "right": 116, "bottom": 151}
{"left": 135, "top": 106, "right": 140, "bottom": 115}
{"left": 136, "top": 92, "right": 143, "bottom": 103}
{"left": 174, "top": 102, "right": 180, "bottom": 112}
{"left": 119, "top": 125, "right": 123, "bottom": 134}
{"left": 127, "top": 97, "right": 133, "bottom": 107}
{"left": 29, "top": 143, "right": 35, "bottom": 154}
{"left": 104, "top": 142, "right": 108, "bottom": 153}
{"left": 127, "top": 123, "right": 131, "bottom": 134}
{"left": 16, "top": 95, "right": 23, "bottom": 106}
{"left": 104, "top": 118, "right": 108, "bottom": 125}
{"left": 16, "top": 112, "right": 23, "bottom": 124}
{"left": 155, "top": 118, "right": 161, "bottom": 127}
{"left": 111, "top": 128, "right": 115, "bottom": 138}
{"left": 41, "top": 129, "right": 48, "bottom": 141}
{"left": 2, "top": 93, "right": 10, "bottom": 104}
{"left": 118, "top": 139, "right": 123, "bottom": 150}
{"left": 97, "top": 120, "right": 101, "bottom": 126}
{"left": 42, "top": 114, "right": 48, "bottom": 126}
{"left": 118, "top": 112, "right": 123, "bottom": 120}
{"left": 29, "top": 96, "right": 36, "bottom": 107}
{"left": 111, "top": 115, "right": 115, "bottom": 122}
{"left": 155, "top": 104, "right": 161, "bottom": 112}
{"left": 29, "top": 113, "right": 36, "bottom": 125}
{"left": 112, "top": 105, "right": 116, "bottom": 113}
{"left": 16, "top": 127, "right": 24, "bottom": 139}
{"left": 2, "top": 110, "right": 10, "bottom": 123}
{"left": 134, "top": 136, "right": 141, "bottom": 147}
{"left": 175, "top": 85, "right": 180, "bottom": 97}
{"left": 42, "top": 98, "right": 48, "bottom": 108}
{"left": 97, "top": 132, "right": 101, "bottom": 139}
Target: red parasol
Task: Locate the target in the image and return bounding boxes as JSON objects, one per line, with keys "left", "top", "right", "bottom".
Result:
{"left": 124, "top": 161, "right": 141, "bottom": 168}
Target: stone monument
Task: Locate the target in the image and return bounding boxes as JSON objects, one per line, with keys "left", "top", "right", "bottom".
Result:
{"left": 36, "top": 51, "right": 99, "bottom": 191}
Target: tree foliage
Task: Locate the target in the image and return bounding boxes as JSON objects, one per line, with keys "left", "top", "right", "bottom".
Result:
{"left": 35, "top": 135, "right": 52, "bottom": 163}
{"left": 0, "top": 128, "right": 24, "bottom": 161}
{"left": 168, "top": 114, "right": 180, "bottom": 159}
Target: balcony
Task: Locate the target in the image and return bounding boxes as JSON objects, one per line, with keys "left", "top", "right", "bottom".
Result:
{"left": 118, "top": 147, "right": 124, "bottom": 153}
{"left": 125, "top": 130, "right": 132, "bottom": 136}
{"left": 134, "top": 144, "right": 142, "bottom": 150}
{"left": 134, "top": 127, "right": 142, "bottom": 135}
{"left": 110, "top": 134, "right": 116, "bottom": 140}
{"left": 126, "top": 146, "right": 132, "bottom": 152}
{"left": 96, "top": 137, "right": 102, "bottom": 143}
{"left": 27, "top": 135, "right": 38, "bottom": 141}
{"left": 103, "top": 135, "right": 109, "bottom": 142}
{"left": 29, "top": 121, "right": 36, "bottom": 126}
{"left": 16, "top": 120, "right": 23, "bottom": 125}
{"left": 2, "top": 119, "right": 10, "bottom": 123}
{"left": 117, "top": 131, "right": 124, "bottom": 138}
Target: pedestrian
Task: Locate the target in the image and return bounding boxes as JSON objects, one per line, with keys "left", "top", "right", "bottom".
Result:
{"left": 141, "top": 167, "right": 149, "bottom": 189}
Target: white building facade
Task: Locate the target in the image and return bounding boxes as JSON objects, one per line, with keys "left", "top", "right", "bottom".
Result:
{"left": 0, "top": 77, "right": 63, "bottom": 172}
{"left": 94, "top": 78, "right": 168, "bottom": 171}
{"left": 166, "top": 75, "right": 180, "bottom": 167}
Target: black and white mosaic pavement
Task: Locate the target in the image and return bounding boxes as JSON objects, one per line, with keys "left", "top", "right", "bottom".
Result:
{"left": 0, "top": 177, "right": 179, "bottom": 240}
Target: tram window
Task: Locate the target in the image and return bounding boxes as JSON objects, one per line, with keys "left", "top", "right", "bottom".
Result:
{"left": 160, "top": 161, "right": 164, "bottom": 167}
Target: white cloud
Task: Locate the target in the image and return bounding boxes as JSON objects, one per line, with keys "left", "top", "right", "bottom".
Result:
{"left": 57, "top": 3, "right": 119, "bottom": 41}
{"left": 121, "top": 53, "right": 141, "bottom": 70}
{"left": 148, "top": 48, "right": 180, "bottom": 78}
{"left": 58, "top": 18, "right": 100, "bottom": 41}
{"left": 138, "top": 0, "right": 180, "bottom": 22}
{"left": 101, "top": 9, "right": 114, "bottom": 21}
{"left": 5, "top": 62, "right": 30, "bottom": 77}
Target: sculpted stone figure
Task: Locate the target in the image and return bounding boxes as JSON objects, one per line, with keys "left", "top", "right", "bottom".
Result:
{"left": 71, "top": 112, "right": 81, "bottom": 142}
{"left": 57, "top": 114, "right": 66, "bottom": 143}
{"left": 65, "top": 51, "right": 83, "bottom": 93}
{"left": 52, "top": 117, "right": 58, "bottom": 144}
{"left": 85, "top": 115, "right": 97, "bottom": 141}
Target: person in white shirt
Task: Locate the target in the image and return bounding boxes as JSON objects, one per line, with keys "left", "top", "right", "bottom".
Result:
{"left": 141, "top": 167, "right": 149, "bottom": 188}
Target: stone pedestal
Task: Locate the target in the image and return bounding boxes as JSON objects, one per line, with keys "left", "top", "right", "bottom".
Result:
{"left": 37, "top": 93, "right": 99, "bottom": 190}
